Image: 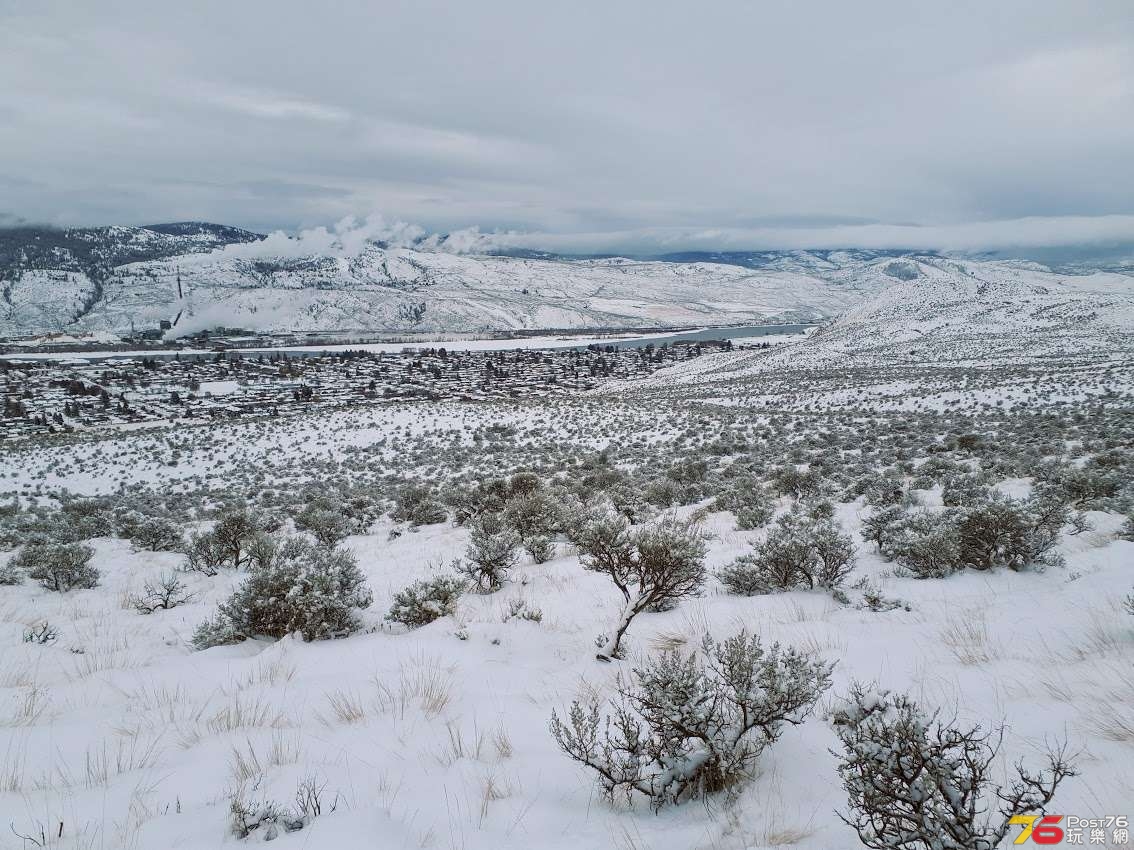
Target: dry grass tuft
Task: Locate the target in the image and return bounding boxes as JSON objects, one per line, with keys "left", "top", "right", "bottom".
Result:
{"left": 373, "top": 655, "right": 454, "bottom": 721}
{"left": 435, "top": 720, "right": 488, "bottom": 767}
{"left": 939, "top": 612, "right": 1001, "bottom": 665}
{"left": 0, "top": 685, "right": 50, "bottom": 727}
{"left": 649, "top": 629, "right": 688, "bottom": 652}
{"left": 491, "top": 725, "right": 513, "bottom": 760}
{"left": 319, "top": 689, "right": 368, "bottom": 726}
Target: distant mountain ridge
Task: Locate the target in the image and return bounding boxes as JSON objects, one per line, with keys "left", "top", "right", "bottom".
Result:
{"left": 2, "top": 222, "right": 1132, "bottom": 342}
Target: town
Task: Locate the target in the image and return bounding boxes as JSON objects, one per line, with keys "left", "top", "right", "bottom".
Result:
{"left": 0, "top": 340, "right": 731, "bottom": 440}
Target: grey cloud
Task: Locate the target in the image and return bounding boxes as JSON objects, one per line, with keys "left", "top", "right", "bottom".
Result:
{"left": 1, "top": 0, "right": 1133, "bottom": 251}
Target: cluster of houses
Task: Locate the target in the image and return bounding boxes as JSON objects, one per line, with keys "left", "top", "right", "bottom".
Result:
{"left": 0, "top": 341, "right": 716, "bottom": 440}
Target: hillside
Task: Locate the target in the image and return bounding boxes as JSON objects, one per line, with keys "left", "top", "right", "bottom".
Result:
{"left": 622, "top": 256, "right": 1134, "bottom": 395}
{"left": 0, "top": 226, "right": 938, "bottom": 339}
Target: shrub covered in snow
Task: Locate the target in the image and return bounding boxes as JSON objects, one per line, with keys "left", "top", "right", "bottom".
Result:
{"left": 192, "top": 537, "right": 372, "bottom": 648}
{"left": 867, "top": 494, "right": 1070, "bottom": 579}
{"left": 184, "top": 509, "right": 274, "bottom": 576}
{"left": 127, "top": 515, "right": 186, "bottom": 552}
{"left": 502, "top": 488, "right": 563, "bottom": 541}
{"left": 523, "top": 534, "right": 555, "bottom": 563}
{"left": 460, "top": 512, "right": 520, "bottom": 592}
{"left": 832, "top": 686, "right": 1075, "bottom": 850}
{"left": 0, "top": 555, "right": 20, "bottom": 585}
{"left": 229, "top": 776, "right": 337, "bottom": 841}
{"left": 391, "top": 483, "right": 448, "bottom": 526}
{"left": 385, "top": 574, "right": 467, "bottom": 629}
{"left": 880, "top": 509, "right": 962, "bottom": 579}
{"left": 550, "top": 631, "right": 832, "bottom": 809}
{"left": 575, "top": 514, "right": 707, "bottom": 660}
{"left": 954, "top": 495, "right": 1067, "bottom": 571}
{"left": 295, "top": 502, "right": 352, "bottom": 547}
{"left": 713, "top": 476, "right": 775, "bottom": 530}
{"left": 717, "top": 511, "right": 856, "bottom": 595}
{"left": 11, "top": 542, "right": 99, "bottom": 591}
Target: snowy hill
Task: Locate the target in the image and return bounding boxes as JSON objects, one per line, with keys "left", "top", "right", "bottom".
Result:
{"left": 0, "top": 226, "right": 942, "bottom": 339}
{"left": 625, "top": 256, "right": 1134, "bottom": 393}
{"left": 4, "top": 227, "right": 1134, "bottom": 345}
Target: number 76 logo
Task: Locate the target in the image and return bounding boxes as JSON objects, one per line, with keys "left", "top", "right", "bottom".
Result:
{"left": 1010, "top": 815, "right": 1064, "bottom": 844}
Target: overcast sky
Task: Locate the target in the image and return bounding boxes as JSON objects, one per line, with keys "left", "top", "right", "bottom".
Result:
{"left": 2, "top": 0, "right": 1133, "bottom": 253}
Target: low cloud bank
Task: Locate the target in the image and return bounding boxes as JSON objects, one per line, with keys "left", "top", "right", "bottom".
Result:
{"left": 207, "top": 213, "right": 1134, "bottom": 261}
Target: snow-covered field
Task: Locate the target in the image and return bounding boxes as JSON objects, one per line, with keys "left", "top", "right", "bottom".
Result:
{"left": 1, "top": 276, "right": 1133, "bottom": 850}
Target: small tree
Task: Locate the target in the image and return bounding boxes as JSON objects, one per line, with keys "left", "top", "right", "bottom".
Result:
{"left": 210, "top": 509, "right": 266, "bottom": 569}
{"left": 860, "top": 505, "right": 907, "bottom": 551}
{"left": 576, "top": 515, "right": 706, "bottom": 660}
{"left": 12, "top": 543, "right": 99, "bottom": 591}
{"left": 551, "top": 631, "right": 832, "bottom": 809}
{"left": 832, "top": 686, "right": 1076, "bottom": 850}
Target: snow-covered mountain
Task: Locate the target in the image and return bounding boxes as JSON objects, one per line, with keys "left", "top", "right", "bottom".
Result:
{"left": 4, "top": 224, "right": 1134, "bottom": 344}
{"left": 0, "top": 224, "right": 933, "bottom": 339}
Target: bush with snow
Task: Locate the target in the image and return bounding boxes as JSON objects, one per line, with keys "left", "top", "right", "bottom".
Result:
{"left": 183, "top": 507, "right": 273, "bottom": 575}
{"left": 832, "top": 686, "right": 1075, "bottom": 850}
{"left": 502, "top": 487, "right": 563, "bottom": 541}
{"left": 867, "top": 494, "right": 1070, "bottom": 579}
{"left": 713, "top": 476, "right": 775, "bottom": 530}
{"left": 717, "top": 511, "right": 856, "bottom": 595}
{"left": 295, "top": 502, "right": 352, "bottom": 547}
{"left": 550, "top": 631, "right": 832, "bottom": 809}
{"left": 192, "top": 537, "right": 372, "bottom": 648}
{"left": 386, "top": 574, "right": 466, "bottom": 629}
{"left": 460, "top": 512, "right": 520, "bottom": 593}
{"left": 127, "top": 515, "right": 185, "bottom": 552}
{"left": 391, "top": 483, "right": 448, "bottom": 526}
{"left": 11, "top": 542, "right": 99, "bottom": 591}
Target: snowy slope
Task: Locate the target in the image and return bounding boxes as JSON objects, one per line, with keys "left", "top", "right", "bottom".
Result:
{"left": 6, "top": 229, "right": 1134, "bottom": 344}
{"left": 2, "top": 242, "right": 900, "bottom": 339}
{"left": 627, "top": 256, "right": 1134, "bottom": 391}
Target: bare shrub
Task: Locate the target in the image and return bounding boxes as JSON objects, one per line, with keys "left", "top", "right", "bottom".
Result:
{"left": 551, "top": 631, "right": 832, "bottom": 809}
{"left": 832, "top": 686, "right": 1076, "bottom": 850}
{"left": 129, "top": 573, "right": 196, "bottom": 614}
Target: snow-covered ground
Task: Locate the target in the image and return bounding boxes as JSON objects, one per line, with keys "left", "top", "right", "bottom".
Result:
{"left": 0, "top": 473, "right": 1131, "bottom": 849}
{"left": 1, "top": 275, "right": 1132, "bottom": 849}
